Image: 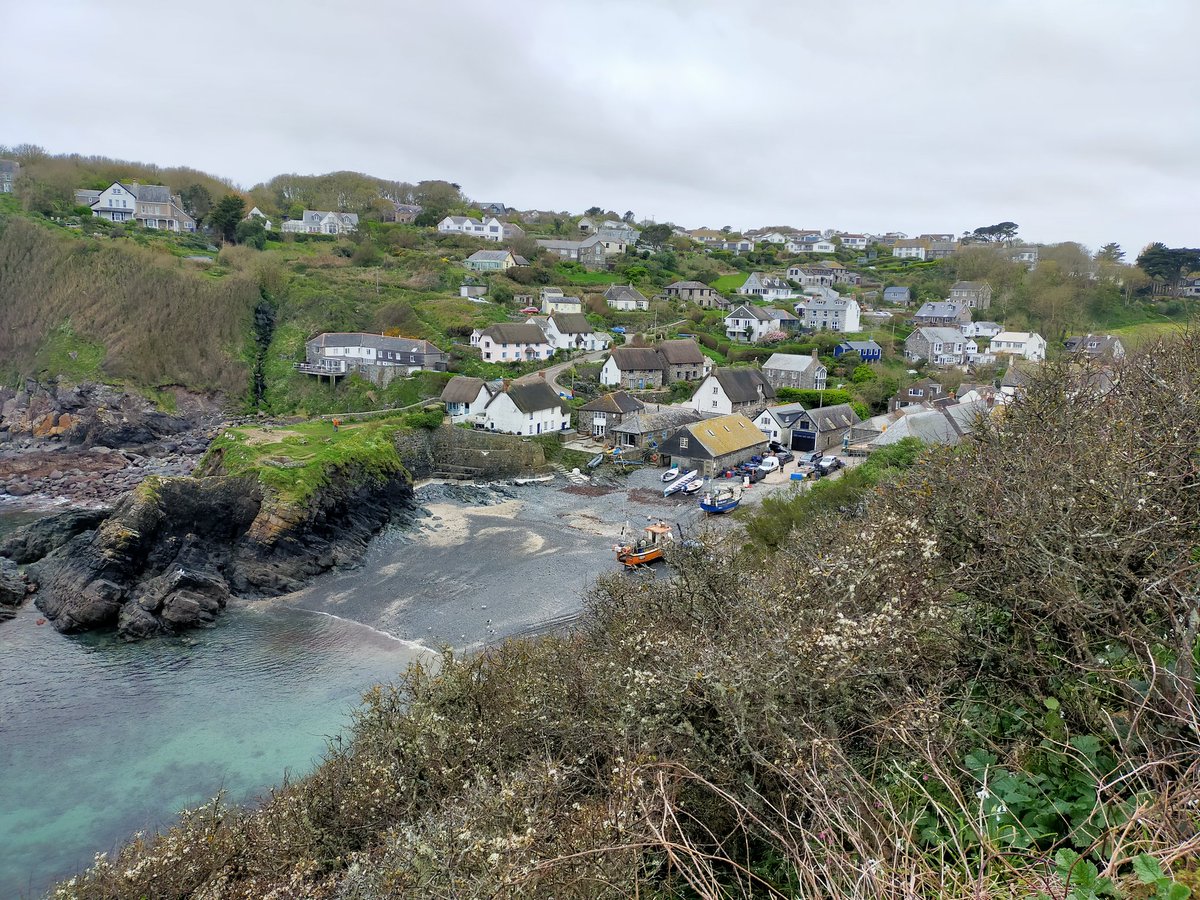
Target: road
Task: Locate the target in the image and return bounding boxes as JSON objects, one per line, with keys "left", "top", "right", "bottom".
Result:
{"left": 541, "top": 320, "right": 687, "bottom": 395}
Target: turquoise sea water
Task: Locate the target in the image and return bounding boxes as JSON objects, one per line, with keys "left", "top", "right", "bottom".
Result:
{"left": 0, "top": 525, "right": 432, "bottom": 898}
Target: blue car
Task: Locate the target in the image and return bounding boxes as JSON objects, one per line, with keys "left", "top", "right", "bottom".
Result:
{"left": 611, "top": 326, "right": 626, "bottom": 334}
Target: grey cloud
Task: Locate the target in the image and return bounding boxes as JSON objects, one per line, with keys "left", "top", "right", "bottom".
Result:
{"left": 2, "top": 0, "right": 1198, "bottom": 254}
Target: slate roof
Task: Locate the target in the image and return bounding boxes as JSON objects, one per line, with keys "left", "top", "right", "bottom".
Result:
{"left": 0, "top": 160, "right": 19, "bottom": 176}
{"left": 883, "top": 286, "right": 911, "bottom": 300}
{"left": 914, "top": 301, "right": 966, "bottom": 319}
{"left": 952, "top": 280, "right": 987, "bottom": 291}
{"left": 611, "top": 408, "right": 705, "bottom": 436}
{"left": 480, "top": 323, "right": 550, "bottom": 344}
{"left": 911, "top": 327, "right": 965, "bottom": 344}
{"left": 441, "top": 376, "right": 487, "bottom": 404}
{"left": 1064, "top": 334, "right": 1124, "bottom": 357}
{"left": 712, "top": 368, "right": 775, "bottom": 404}
{"left": 466, "top": 250, "right": 513, "bottom": 262}
{"left": 309, "top": 332, "right": 440, "bottom": 354}
{"left": 656, "top": 339, "right": 705, "bottom": 365}
{"left": 503, "top": 377, "right": 566, "bottom": 414}
{"left": 839, "top": 340, "right": 883, "bottom": 354}
{"left": 134, "top": 184, "right": 172, "bottom": 203}
{"left": 803, "top": 403, "right": 861, "bottom": 432}
{"left": 607, "top": 347, "right": 664, "bottom": 371}
{"left": 728, "top": 305, "right": 779, "bottom": 322}
{"left": 763, "top": 352, "right": 821, "bottom": 373}
{"left": 760, "top": 402, "right": 808, "bottom": 430}
{"left": 577, "top": 391, "right": 644, "bottom": 415}
{"left": 666, "top": 280, "right": 712, "bottom": 290}
{"left": 603, "top": 284, "right": 648, "bottom": 304}
{"left": 549, "top": 312, "right": 594, "bottom": 334}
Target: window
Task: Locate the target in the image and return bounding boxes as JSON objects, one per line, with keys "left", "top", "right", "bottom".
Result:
{"left": 679, "top": 437, "right": 688, "bottom": 449}
{"left": 712, "top": 386, "right": 719, "bottom": 394}
{"left": 712, "top": 401, "right": 718, "bottom": 408}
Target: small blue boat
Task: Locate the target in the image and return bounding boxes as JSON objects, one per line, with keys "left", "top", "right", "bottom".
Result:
{"left": 699, "top": 485, "right": 741, "bottom": 514}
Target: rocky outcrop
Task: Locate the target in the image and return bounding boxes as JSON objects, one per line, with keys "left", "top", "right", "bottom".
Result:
{"left": 28, "top": 466, "right": 415, "bottom": 639}
{"left": 0, "top": 507, "right": 111, "bottom": 564}
{"left": 0, "top": 557, "right": 27, "bottom": 620}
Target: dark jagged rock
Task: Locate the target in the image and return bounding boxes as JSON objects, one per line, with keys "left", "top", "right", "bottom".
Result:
{"left": 31, "top": 468, "right": 414, "bottom": 639}
{"left": 0, "top": 507, "right": 111, "bottom": 564}
{"left": 0, "top": 557, "right": 27, "bottom": 620}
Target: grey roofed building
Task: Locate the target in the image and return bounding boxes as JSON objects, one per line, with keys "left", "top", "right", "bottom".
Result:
{"left": 503, "top": 377, "right": 567, "bottom": 415}
{"left": 577, "top": 390, "right": 644, "bottom": 415}
{"left": 883, "top": 286, "right": 911, "bottom": 303}
{"left": 465, "top": 249, "right": 513, "bottom": 262}
{"left": 607, "top": 346, "right": 665, "bottom": 371}
{"left": 440, "top": 375, "right": 488, "bottom": 404}
{"left": 536, "top": 238, "right": 584, "bottom": 252}
{"left": 1064, "top": 333, "right": 1126, "bottom": 360}
{"left": 134, "top": 184, "right": 173, "bottom": 203}
{"left": 712, "top": 367, "right": 776, "bottom": 404}
{"left": 479, "top": 323, "right": 551, "bottom": 344}
{"left": 666, "top": 280, "right": 711, "bottom": 290}
{"left": 913, "top": 300, "right": 971, "bottom": 325}
{"left": 609, "top": 407, "right": 707, "bottom": 448}
{"left": 803, "top": 403, "right": 860, "bottom": 433}
{"left": 603, "top": 283, "right": 649, "bottom": 307}
{"left": 307, "top": 332, "right": 441, "bottom": 354}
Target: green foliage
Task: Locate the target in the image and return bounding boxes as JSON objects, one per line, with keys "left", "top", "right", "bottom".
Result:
{"left": 234, "top": 218, "right": 266, "bottom": 249}
{"left": 1040, "top": 849, "right": 1117, "bottom": 900}
{"left": 775, "top": 387, "right": 855, "bottom": 407}
{"left": 209, "top": 194, "right": 246, "bottom": 243}
{"left": 402, "top": 405, "right": 445, "bottom": 430}
{"left": 31, "top": 321, "right": 106, "bottom": 382}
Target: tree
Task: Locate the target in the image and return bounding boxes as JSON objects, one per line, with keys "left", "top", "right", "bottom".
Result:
{"left": 585, "top": 206, "right": 603, "bottom": 216}
{"left": 639, "top": 223, "right": 673, "bottom": 251}
{"left": 1136, "top": 243, "right": 1200, "bottom": 295}
{"left": 234, "top": 218, "right": 267, "bottom": 249}
{"left": 1096, "top": 242, "right": 1124, "bottom": 263}
{"left": 180, "top": 184, "right": 213, "bottom": 222}
{"left": 962, "top": 222, "right": 1019, "bottom": 245}
{"left": 623, "top": 210, "right": 635, "bottom": 223}
{"left": 208, "top": 194, "right": 246, "bottom": 243}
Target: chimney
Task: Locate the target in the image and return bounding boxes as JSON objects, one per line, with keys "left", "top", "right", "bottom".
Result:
{"left": 503, "top": 379, "right": 511, "bottom": 392}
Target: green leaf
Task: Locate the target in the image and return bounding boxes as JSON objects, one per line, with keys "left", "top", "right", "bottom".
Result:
{"left": 1134, "top": 854, "right": 1165, "bottom": 884}
{"left": 1044, "top": 697, "right": 1060, "bottom": 711}
{"left": 1162, "top": 883, "right": 1191, "bottom": 900}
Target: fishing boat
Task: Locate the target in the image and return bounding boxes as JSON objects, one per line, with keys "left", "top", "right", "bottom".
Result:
{"left": 512, "top": 474, "right": 554, "bottom": 486}
{"left": 663, "top": 469, "right": 698, "bottom": 497}
{"left": 682, "top": 477, "right": 704, "bottom": 494}
{"left": 614, "top": 522, "right": 674, "bottom": 569}
{"left": 699, "top": 485, "right": 741, "bottom": 514}
{"left": 661, "top": 466, "right": 680, "bottom": 483}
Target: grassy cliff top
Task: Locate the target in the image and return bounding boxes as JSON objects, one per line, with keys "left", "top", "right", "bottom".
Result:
{"left": 199, "top": 411, "right": 434, "bottom": 504}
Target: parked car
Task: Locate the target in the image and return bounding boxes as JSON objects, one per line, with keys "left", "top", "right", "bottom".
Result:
{"left": 796, "top": 464, "right": 820, "bottom": 480}
{"left": 758, "top": 457, "right": 780, "bottom": 473}
{"left": 799, "top": 449, "right": 823, "bottom": 465}
{"left": 774, "top": 449, "right": 794, "bottom": 464}
{"left": 817, "top": 456, "right": 843, "bottom": 473}
{"left": 611, "top": 326, "right": 626, "bottom": 334}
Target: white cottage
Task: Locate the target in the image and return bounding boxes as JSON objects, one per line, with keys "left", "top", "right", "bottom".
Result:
{"left": 482, "top": 377, "right": 571, "bottom": 436}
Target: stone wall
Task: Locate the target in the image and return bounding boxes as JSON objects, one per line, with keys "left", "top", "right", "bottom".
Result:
{"left": 395, "top": 425, "right": 546, "bottom": 480}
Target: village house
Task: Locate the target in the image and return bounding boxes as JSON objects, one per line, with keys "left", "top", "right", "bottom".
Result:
{"left": 663, "top": 280, "right": 724, "bottom": 307}
{"left": 787, "top": 404, "right": 862, "bottom": 452}
{"left": 0, "top": 159, "right": 20, "bottom": 193}
{"left": 657, "top": 339, "right": 712, "bottom": 383}
{"left": 905, "top": 327, "right": 967, "bottom": 366}
{"left": 913, "top": 301, "right": 971, "bottom": 327}
{"left": 576, "top": 391, "right": 644, "bottom": 439}
{"left": 690, "top": 368, "right": 776, "bottom": 416}
{"left": 540, "top": 289, "right": 583, "bottom": 315}
{"left": 603, "top": 284, "right": 649, "bottom": 311}
{"left": 1001, "top": 360, "right": 1039, "bottom": 397}
{"left": 596, "top": 220, "right": 640, "bottom": 245}
{"left": 949, "top": 280, "right": 993, "bottom": 309}
{"left": 610, "top": 407, "right": 705, "bottom": 451}
{"left": 535, "top": 235, "right": 608, "bottom": 269}
{"left": 787, "top": 263, "right": 832, "bottom": 287}
{"left": 1064, "top": 334, "right": 1126, "bottom": 361}
{"left": 834, "top": 340, "right": 884, "bottom": 363}
{"left": 852, "top": 398, "right": 989, "bottom": 453}
{"left": 471, "top": 323, "right": 555, "bottom": 363}
{"left": 724, "top": 305, "right": 784, "bottom": 343}
{"left": 301, "top": 332, "right": 448, "bottom": 386}
{"left": 389, "top": 202, "right": 423, "bottom": 224}
{"left": 753, "top": 403, "right": 809, "bottom": 445}
{"left": 464, "top": 249, "right": 517, "bottom": 272}
{"left": 281, "top": 209, "right": 359, "bottom": 235}
{"left": 687, "top": 228, "right": 725, "bottom": 244}
{"left": 83, "top": 182, "right": 196, "bottom": 231}
{"left": 535, "top": 313, "right": 611, "bottom": 352}
{"left": 437, "top": 215, "right": 505, "bottom": 241}
{"left": 1008, "top": 245, "right": 1040, "bottom": 269}
{"left": 787, "top": 236, "right": 837, "bottom": 254}
{"left": 599, "top": 347, "right": 666, "bottom": 390}
{"left": 477, "top": 202, "right": 508, "bottom": 216}
{"left": 480, "top": 376, "right": 570, "bottom": 436}
{"left": 883, "top": 286, "right": 911, "bottom": 305}
{"left": 892, "top": 239, "right": 930, "bottom": 260}
{"left": 502, "top": 222, "right": 525, "bottom": 241}
{"left": 891, "top": 377, "right": 951, "bottom": 410}
{"left": 710, "top": 237, "right": 755, "bottom": 253}
{"left": 244, "top": 207, "right": 273, "bottom": 230}
{"left": 926, "top": 241, "right": 960, "bottom": 260}
{"left": 959, "top": 320, "right": 1002, "bottom": 338}
{"left": 837, "top": 233, "right": 869, "bottom": 251}
{"left": 990, "top": 331, "right": 1047, "bottom": 361}
{"left": 440, "top": 376, "right": 495, "bottom": 422}
{"left": 660, "top": 413, "right": 770, "bottom": 478}
{"left": 762, "top": 350, "right": 827, "bottom": 391}
{"left": 803, "top": 295, "right": 862, "bottom": 332}
{"left": 737, "top": 272, "right": 795, "bottom": 301}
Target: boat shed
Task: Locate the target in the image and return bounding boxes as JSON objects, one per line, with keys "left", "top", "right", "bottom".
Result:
{"left": 659, "top": 413, "right": 769, "bottom": 477}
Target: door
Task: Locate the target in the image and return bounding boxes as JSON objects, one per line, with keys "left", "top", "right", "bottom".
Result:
{"left": 792, "top": 430, "right": 817, "bottom": 452}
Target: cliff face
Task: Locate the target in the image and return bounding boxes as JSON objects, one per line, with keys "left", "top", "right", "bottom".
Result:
{"left": 27, "top": 465, "right": 414, "bottom": 639}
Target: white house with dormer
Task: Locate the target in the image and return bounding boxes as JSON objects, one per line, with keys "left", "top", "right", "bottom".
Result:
{"left": 534, "top": 313, "right": 611, "bottom": 352}
{"left": 480, "top": 377, "right": 571, "bottom": 435}
{"left": 724, "top": 305, "right": 784, "bottom": 343}
{"left": 803, "top": 296, "right": 861, "bottom": 332}
{"left": 281, "top": 210, "right": 359, "bottom": 235}
{"left": 990, "top": 331, "right": 1047, "bottom": 361}
{"left": 737, "top": 272, "right": 795, "bottom": 301}
{"left": 470, "top": 323, "right": 556, "bottom": 363}
{"left": 437, "top": 215, "right": 505, "bottom": 242}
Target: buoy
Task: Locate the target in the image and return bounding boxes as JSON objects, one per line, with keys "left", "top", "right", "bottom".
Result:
{"left": 36, "top": 618, "right": 46, "bottom": 626}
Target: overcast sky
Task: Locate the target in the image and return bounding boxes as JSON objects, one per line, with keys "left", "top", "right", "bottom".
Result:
{"left": 5, "top": 1, "right": 1197, "bottom": 255}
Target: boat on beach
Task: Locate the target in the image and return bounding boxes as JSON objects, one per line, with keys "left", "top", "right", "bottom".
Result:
{"left": 661, "top": 466, "right": 680, "bottom": 483}
{"left": 663, "top": 469, "right": 698, "bottom": 497}
{"left": 614, "top": 522, "right": 674, "bottom": 568}
{"left": 699, "top": 485, "right": 741, "bottom": 514}
{"left": 682, "top": 478, "right": 703, "bottom": 494}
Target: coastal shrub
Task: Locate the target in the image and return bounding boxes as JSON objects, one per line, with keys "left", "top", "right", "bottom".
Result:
{"left": 55, "top": 336, "right": 1200, "bottom": 899}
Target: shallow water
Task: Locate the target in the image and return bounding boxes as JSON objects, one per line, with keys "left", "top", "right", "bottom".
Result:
{"left": 0, "top": 593, "right": 431, "bottom": 897}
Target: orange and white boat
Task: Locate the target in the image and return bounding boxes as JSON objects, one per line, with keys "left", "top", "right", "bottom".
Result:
{"left": 614, "top": 522, "right": 674, "bottom": 568}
